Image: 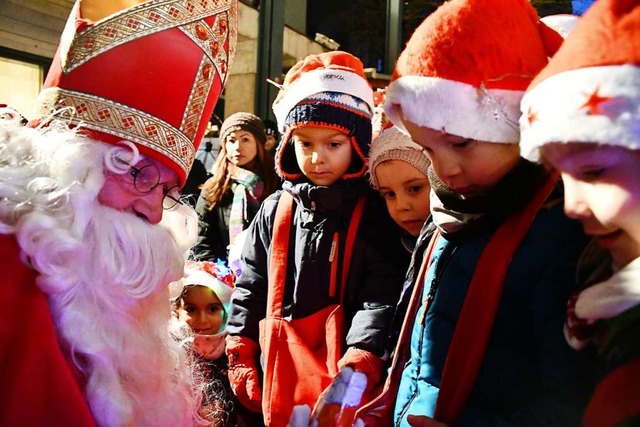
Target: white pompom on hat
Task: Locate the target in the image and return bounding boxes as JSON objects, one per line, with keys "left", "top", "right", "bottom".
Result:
{"left": 540, "top": 14, "right": 579, "bottom": 39}
{"left": 520, "top": 0, "right": 640, "bottom": 161}
{"left": 385, "top": 0, "right": 562, "bottom": 145}
{"left": 368, "top": 126, "right": 431, "bottom": 189}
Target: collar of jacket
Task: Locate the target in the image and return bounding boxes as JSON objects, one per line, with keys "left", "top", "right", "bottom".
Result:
{"left": 282, "top": 178, "right": 369, "bottom": 222}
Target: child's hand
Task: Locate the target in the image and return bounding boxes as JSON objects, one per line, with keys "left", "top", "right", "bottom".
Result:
{"left": 407, "top": 414, "right": 449, "bottom": 427}
{"left": 226, "top": 335, "right": 263, "bottom": 412}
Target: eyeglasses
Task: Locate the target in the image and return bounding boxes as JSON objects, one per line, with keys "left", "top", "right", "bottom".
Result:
{"left": 119, "top": 161, "right": 183, "bottom": 210}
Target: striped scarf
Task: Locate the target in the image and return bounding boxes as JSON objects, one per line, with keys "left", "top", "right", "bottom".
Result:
{"left": 228, "top": 166, "right": 264, "bottom": 244}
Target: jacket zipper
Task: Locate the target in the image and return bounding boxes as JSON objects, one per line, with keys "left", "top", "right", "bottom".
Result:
{"left": 395, "top": 242, "right": 457, "bottom": 426}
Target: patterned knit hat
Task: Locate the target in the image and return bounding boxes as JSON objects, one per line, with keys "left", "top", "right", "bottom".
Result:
{"left": 31, "top": 0, "right": 237, "bottom": 186}
{"left": 385, "top": 0, "right": 562, "bottom": 145}
{"left": 368, "top": 126, "right": 431, "bottom": 189}
{"left": 219, "top": 112, "right": 267, "bottom": 146}
{"left": 520, "top": 0, "right": 640, "bottom": 161}
{"left": 272, "top": 51, "right": 374, "bottom": 181}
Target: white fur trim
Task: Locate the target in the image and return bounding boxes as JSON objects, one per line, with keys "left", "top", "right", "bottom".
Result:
{"left": 540, "top": 14, "right": 579, "bottom": 39}
{"left": 575, "top": 257, "right": 640, "bottom": 321}
{"left": 384, "top": 75, "right": 523, "bottom": 144}
{"left": 184, "top": 269, "right": 233, "bottom": 304}
{"left": 273, "top": 68, "right": 374, "bottom": 131}
{"left": 520, "top": 64, "right": 640, "bottom": 162}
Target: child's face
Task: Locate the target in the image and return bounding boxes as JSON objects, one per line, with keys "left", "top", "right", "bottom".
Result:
{"left": 376, "top": 160, "right": 431, "bottom": 237}
{"left": 542, "top": 143, "right": 640, "bottom": 267}
{"left": 292, "top": 126, "right": 353, "bottom": 186}
{"left": 177, "top": 285, "right": 225, "bottom": 335}
{"left": 225, "top": 130, "right": 258, "bottom": 168}
{"left": 402, "top": 120, "right": 521, "bottom": 197}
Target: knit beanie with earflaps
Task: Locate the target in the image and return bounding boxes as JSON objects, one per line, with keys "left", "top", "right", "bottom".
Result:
{"left": 384, "top": 0, "right": 564, "bottom": 145}
{"left": 272, "top": 51, "right": 374, "bottom": 182}
{"left": 368, "top": 126, "right": 431, "bottom": 189}
{"left": 520, "top": 0, "right": 640, "bottom": 161}
{"left": 219, "top": 112, "right": 267, "bottom": 146}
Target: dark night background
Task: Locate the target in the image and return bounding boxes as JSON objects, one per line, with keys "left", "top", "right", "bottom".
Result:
{"left": 306, "top": 0, "right": 592, "bottom": 72}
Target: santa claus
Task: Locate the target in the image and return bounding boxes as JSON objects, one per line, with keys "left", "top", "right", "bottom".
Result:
{"left": 0, "top": 0, "right": 237, "bottom": 426}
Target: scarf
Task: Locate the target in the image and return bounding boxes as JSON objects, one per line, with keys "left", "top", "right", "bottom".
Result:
{"left": 428, "top": 159, "right": 548, "bottom": 237}
{"left": 228, "top": 166, "right": 264, "bottom": 244}
{"left": 193, "top": 331, "right": 228, "bottom": 361}
{"left": 565, "top": 256, "right": 640, "bottom": 352}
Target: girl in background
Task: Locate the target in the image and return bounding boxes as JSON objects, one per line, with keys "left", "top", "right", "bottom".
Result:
{"left": 196, "top": 112, "right": 279, "bottom": 263}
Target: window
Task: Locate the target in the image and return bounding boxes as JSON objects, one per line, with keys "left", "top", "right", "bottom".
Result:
{"left": 0, "top": 52, "right": 45, "bottom": 120}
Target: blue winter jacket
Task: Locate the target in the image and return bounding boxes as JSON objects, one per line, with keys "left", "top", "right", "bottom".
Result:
{"left": 392, "top": 179, "right": 597, "bottom": 427}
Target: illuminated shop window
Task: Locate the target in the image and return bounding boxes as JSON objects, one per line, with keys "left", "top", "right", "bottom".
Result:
{"left": 0, "top": 56, "right": 43, "bottom": 120}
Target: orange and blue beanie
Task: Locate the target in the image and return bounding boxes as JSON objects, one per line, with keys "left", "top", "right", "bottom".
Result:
{"left": 272, "top": 51, "right": 374, "bottom": 181}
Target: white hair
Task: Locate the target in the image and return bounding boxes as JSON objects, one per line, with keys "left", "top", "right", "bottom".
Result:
{"left": 0, "top": 115, "right": 205, "bottom": 426}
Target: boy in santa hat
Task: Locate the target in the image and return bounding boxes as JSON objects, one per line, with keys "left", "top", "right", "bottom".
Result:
{"left": 356, "top": 0, "right": 597, "bottom": 425}
{"left": 520, "top": 0, "right": 640, "bottom": 425}
{"left": 0, "top": 0, "right": 236, "bottom": 425}
{"left": 224, "top": 51, "right": 406, "bottom": 426}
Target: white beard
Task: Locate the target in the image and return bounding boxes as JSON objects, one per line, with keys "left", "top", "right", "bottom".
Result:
{"left": 1, "top": 118, "right": 204, "bottom": 426}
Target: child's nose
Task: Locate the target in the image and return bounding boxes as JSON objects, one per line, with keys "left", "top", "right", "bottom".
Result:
{"left": 396, "top": 193, "right": 411, "bottom": 211}
{"left": 435, "top": 157, "right": 462, "bottom": 183}
{"left": 311, "top": 151, "right": 320, "bottom": 164}
{"left": 562, "top": 177, "right": 591, "bottom": 220}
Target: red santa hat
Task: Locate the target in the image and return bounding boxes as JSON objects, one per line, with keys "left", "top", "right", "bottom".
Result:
{"left": 520, "top": 0, "right": 640, "bottom": 160}
{"left": 385, "top": 0, "right": 561, "bottom": 145}
{"left": 272, "top": 51, "right": 374, "bottom": 181}
{"left": 31, "top": 0, "right": 237, "bottom": 186}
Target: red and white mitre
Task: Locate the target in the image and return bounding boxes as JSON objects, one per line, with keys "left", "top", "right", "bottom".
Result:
{"left": 33, "top": 0, "right": 237, "bottom": 185}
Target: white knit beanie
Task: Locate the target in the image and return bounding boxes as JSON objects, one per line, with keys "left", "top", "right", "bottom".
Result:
{"left": 368, "top": 126, "right": 431, "bottom": 189}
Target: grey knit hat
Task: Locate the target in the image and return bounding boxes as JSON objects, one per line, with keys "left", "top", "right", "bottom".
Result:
{"left": 368, "top": 126, "right": 431, "bottom": 189}
{"left": 219, "top": 112, "right": 267, "bottom": 145}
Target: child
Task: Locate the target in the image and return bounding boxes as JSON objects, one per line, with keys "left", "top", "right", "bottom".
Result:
{"left": 358, "top": 0, "right": 596, "bottom": 426}
{"left": 197, "top": 112, "right": 279, "bottom": 263}
{"left": 519, "top": 0, "right": 640, "bottom": 424}
{"left": 173, "top": 260, "right": 263, "bottom": 426}
{"left": 224, "top": 51, "right": 406, "bottom": 426}
{"left": 371, "top": 89, "right": 390, "bottom": 141}
{"left": 368, "top": 125, "right": 432, "bottom": 253}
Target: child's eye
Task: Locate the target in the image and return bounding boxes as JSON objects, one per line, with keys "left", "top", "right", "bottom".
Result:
{"left": 452, "top": 139, "right": 472, "bottom": 149}
{"left": 329, "top": 141, "right": 343, "bottom": 148}
{"left": 208, "top": 305, "right": 222, "bottom": 314}
{"left": 580, "top": 167, "right": 605, "bottom": 180}
{"left": 408, "top": 185, "right": 425, "bottom": 194}
{"left": 381, "top": 191, "right": 396, "bottom": 200}
{"left": 184, "top": 306, "right": 196, "bottom": 314}
{"left": 298, "top": 140, "right": 312, "bottom": 149}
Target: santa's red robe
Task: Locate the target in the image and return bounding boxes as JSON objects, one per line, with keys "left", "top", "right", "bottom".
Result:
{"left": 0, "top": 233, "right": 95, "bottom": 426}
